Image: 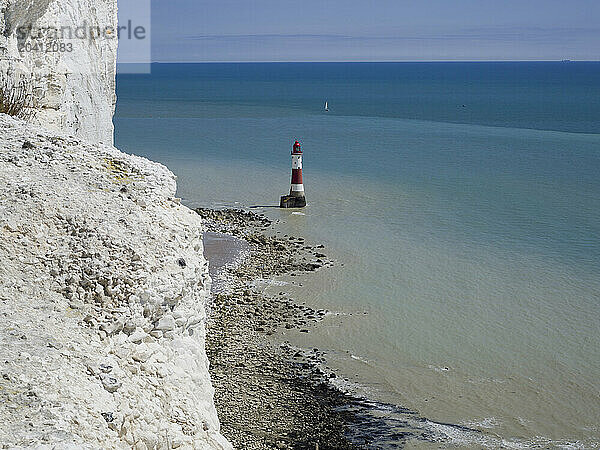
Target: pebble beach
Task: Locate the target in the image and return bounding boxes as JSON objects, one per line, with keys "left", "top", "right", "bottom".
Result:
{"left": 198, "top": 209, "right": 361, "bottom": 449}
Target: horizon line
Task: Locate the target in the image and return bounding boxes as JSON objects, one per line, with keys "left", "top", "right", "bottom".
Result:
{"left": 145, "top": 59, "right": 600, "bottom": 64}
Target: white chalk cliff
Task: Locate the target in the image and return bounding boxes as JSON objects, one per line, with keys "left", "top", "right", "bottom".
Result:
{"left": 0, "top": 115, "right": 231, "bottom": 448}
{"left": 0, "top": 1, "right": 232, "bottom": 448}
{"left": 0, "top": 0, "right": 117, "bottom": 144}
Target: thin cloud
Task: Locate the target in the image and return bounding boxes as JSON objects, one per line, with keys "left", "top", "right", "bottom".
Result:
{"left": 185, "top": 27, "right": 600, "bottom": 44}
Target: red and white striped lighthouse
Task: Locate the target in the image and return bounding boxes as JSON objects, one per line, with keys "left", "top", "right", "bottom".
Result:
{"left": 280, "top": 140, "right": 307, "bottom": 208}
{"left": 290, "top": 140, "right": 304, "bottom": 197}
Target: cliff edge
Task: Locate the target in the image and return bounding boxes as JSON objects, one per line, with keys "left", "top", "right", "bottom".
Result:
{"left": 0, "top": 114, "right": 231, "bottom": 448}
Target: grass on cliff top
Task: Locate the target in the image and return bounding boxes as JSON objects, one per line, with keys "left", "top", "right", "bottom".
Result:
{"left": 0, "top": 72, "right": 36, "bottom": 120}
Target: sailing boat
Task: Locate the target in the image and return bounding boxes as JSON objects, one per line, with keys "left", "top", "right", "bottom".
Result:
{"left": 324, "top": 101, "right": 329, "bottom": 112}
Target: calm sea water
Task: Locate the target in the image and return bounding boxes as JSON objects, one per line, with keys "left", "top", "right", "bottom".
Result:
{"left": 115, "top": 62, "right": 600, "bottom": 448}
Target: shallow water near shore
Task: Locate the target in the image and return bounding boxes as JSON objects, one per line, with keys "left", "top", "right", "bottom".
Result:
{"left": 116, "top": 62, "right": 600, "bottom": 448}
{"left": 202, "top": 232, "right": 249, "bottom": 292}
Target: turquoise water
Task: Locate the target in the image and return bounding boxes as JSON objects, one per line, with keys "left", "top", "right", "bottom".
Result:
{"left": 115, "top": 63, "right": 600, "bottom": 447}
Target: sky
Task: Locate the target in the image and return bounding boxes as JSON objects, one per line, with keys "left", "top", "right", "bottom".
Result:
{"left": 150, "top": 0, "right": 600, "bottom": 62}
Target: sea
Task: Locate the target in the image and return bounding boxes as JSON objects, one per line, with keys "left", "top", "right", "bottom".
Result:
{"left": 114, "top": 62, "right": 600, "bottom": 448}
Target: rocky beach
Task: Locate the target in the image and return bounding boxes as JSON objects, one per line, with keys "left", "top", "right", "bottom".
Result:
{"left": 197, "top": 208, "right": 361, "bottom": 449}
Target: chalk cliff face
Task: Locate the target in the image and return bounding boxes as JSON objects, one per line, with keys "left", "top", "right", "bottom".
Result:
{"left": 0, "top": 114, "right": 231, "bottom": 448}
{"left": 0, "top": 0, "right": 117, "bottom": 144}
{"left": 1, "top": 0, "right": 231, "bottom": 448}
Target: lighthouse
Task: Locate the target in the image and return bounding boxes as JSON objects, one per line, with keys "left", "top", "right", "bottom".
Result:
{"left": 280, "top": 140, "right": 307, "bottom": 208}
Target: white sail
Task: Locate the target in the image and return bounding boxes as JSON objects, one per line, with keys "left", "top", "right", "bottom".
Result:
{"left": 324, "top": 101, "right": 328, "bottom": 111}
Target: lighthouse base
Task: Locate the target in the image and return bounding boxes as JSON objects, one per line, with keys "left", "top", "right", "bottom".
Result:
{"left": 280, "top": 195, "right": 306, "bottom": 208}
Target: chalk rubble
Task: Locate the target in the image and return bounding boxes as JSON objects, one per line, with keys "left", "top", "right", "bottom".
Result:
{"left": 0, "top": 114, "right": 231, "bottom": 449}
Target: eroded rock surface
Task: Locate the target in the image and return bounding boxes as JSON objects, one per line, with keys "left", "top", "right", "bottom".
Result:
{"left": 0, "top": 114, "right": 231, "bottom": 449}
{"left": 0, "top": 0, "right": 118, "bottom": 144}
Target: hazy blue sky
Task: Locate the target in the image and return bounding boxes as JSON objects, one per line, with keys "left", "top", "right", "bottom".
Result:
{"left": 151, "top": 0, "right": 600, "bottom": 62}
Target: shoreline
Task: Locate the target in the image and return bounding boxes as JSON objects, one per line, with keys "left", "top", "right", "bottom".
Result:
{"left": 196, "top": 208, "right": 518, "bottom": 449}
{"left": 198, "top": 208, "right": 362, "bottom": 449}
{"left": 196, "top": 208, "right": 450, "bottom": 449}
